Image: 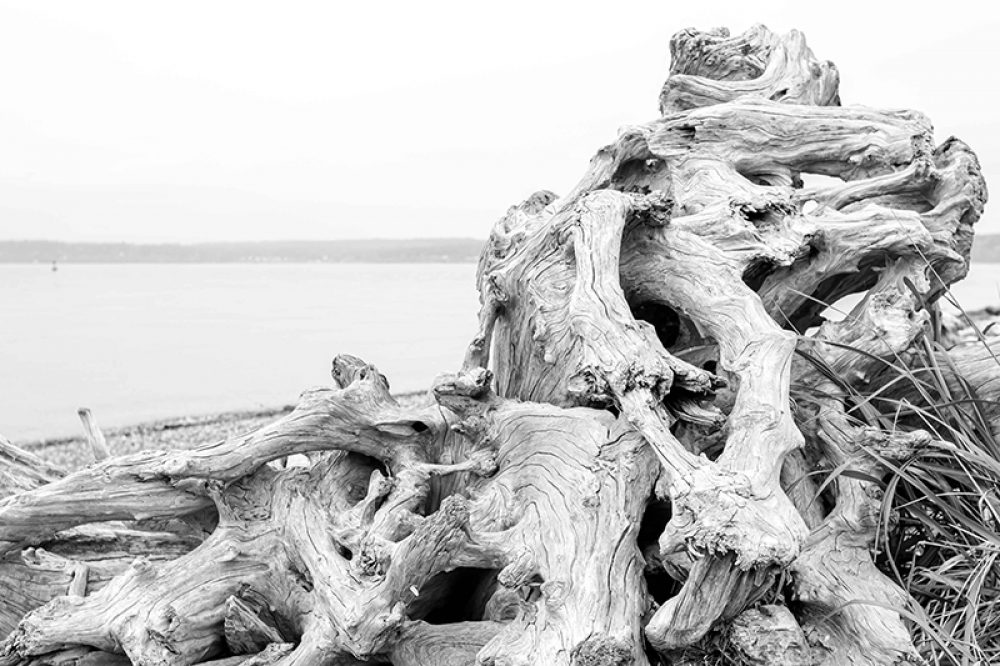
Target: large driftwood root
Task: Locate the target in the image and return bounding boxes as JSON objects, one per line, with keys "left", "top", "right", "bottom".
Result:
{"left": 470, "top": 22, "right": 983, "bottom": 664}
{"left": 0, "top": 22, "right": 988, "bottom": 666}
{"left": 2, "top": 360, "right": 659, "bottom": 665}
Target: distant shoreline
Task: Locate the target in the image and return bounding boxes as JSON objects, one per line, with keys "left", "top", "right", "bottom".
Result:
{"left": 0, "top": 257, "right": 480, "bottom": 266}
{"left": 2, "top": 259, "right": 480, "bottom": 264}
{"left": 0, "top": 238, "right": 485, "bottom": 264}
{"left": 5, "top": 234, "right": 1000, "bottom": 263}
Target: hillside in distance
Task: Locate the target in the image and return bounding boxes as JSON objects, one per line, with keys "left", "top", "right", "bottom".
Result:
{"left": 8, "top": 233, "right": 1000, "bottom": 264}
{"left": 0, "top": 239, "right": 484, "bottom": 263}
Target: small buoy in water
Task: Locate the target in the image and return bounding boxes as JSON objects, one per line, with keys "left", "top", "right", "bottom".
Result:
{"left": 51, "top": 260, "right": 57, "bottom": 272}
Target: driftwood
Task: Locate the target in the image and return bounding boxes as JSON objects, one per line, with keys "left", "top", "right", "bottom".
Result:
{"left": 0, "top": 24, "right": 989, "bottom": 666}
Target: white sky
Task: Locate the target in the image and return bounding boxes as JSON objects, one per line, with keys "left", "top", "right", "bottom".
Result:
{"left": 0, "top": 0, "right": 997, "bottom": 242}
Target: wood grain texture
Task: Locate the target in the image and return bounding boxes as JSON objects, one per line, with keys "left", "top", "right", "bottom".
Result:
{"left": 0, "top": 23, "right": 990, "bottom": 666}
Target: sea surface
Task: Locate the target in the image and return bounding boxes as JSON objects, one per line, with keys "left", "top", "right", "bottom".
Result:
{"left": 0, "top": 263, "right": 479, "bottom": 442}
{"left": 3, "top": 262, "right": 1000, "bottom": 443}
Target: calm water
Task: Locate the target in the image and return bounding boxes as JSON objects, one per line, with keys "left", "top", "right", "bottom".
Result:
{"left": 0, "top": 263, "right": 479, "bottom": 442}
{"left": 3, "top": 262, "right": 1000, "bottom": 443}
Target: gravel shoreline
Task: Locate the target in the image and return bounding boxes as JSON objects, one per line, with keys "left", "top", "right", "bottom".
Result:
{"left": 23, "top": 391, "right": 434, "bottom": 471}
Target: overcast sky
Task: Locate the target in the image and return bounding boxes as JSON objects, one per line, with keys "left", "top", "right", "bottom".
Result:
{"left": 0, "top": 0, "right": 997, "bottom": 242}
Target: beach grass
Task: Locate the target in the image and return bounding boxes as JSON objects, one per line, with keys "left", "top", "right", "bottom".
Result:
{"left": 792, "top": 292, "right": 1000, "bottom": 665}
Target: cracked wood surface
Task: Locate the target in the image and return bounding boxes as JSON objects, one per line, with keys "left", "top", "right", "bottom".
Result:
{"left": 0, "top": 22, "right": 990, "bottom": 666}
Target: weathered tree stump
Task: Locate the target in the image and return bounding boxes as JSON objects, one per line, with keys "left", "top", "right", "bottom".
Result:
{"left": 0, "top": 24, "right": 988, "bottom": 666}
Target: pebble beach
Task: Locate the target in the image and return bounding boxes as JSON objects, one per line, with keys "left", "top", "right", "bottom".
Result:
{"left": 23, "top": 391, "right": 434, "bottom": 472}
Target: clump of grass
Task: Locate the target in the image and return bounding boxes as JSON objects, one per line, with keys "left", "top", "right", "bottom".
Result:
{"left": 869, "top": 337, "right": 1000, "bottom": 665}
{"left": 797, "top": 294, "right": 1000, "bottom": 665}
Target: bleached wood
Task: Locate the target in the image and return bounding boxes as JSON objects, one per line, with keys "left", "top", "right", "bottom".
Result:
{"left": 0, "top": 23, "right": 990, "bottom": 666}
{"left": 76, "top": 410, "right": 110, "bottom": 463}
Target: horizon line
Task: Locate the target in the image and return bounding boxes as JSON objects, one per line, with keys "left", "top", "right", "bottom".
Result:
{"left": 0, "top": 237, "right": 487, "bottom": 245}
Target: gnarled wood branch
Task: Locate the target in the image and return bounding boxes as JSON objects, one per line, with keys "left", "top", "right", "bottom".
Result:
{"left": 0, "top": 22, "right": 989, "bottom": 666}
